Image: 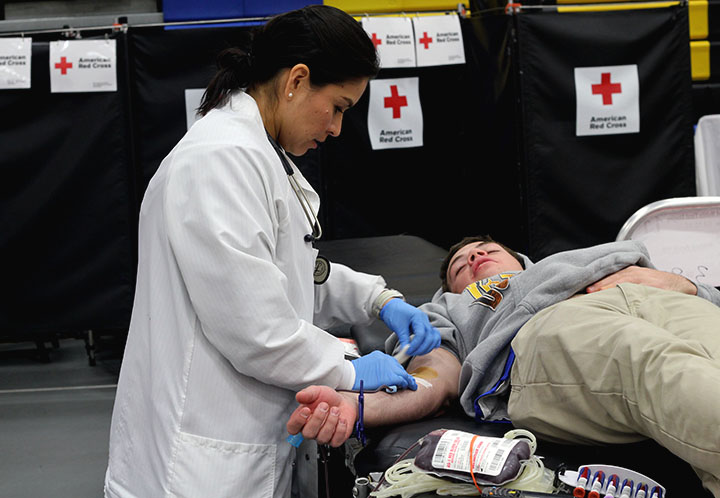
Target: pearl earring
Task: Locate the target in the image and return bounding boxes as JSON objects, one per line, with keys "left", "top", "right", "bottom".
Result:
{"left": 288, "top": 92, "right": 293, "bottom": 98}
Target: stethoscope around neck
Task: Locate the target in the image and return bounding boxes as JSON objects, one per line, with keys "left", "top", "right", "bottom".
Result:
{"left": 266, "top": 131, "right": 322, "bottom": 243}
{"left": 266, "top": 131, "right": 330, "bottom": 284}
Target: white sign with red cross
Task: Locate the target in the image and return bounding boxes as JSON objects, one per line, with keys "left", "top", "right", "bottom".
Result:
{"left": 367, "top": 77, "right": 423, "bottom": 150}
{"left": 412, "top": 14, "right": 465, "bottom": 67}
{"left": 575, "top": 64, "right": 639, "bottom": 136}
{"left": 50, "top": 39, "right": 117, "bottom": 93}
{"left": 361, "top": 16, "right": 416, "bottom": 69}
{"left": 0, "top": 37, "right": 32, "bottom": 89}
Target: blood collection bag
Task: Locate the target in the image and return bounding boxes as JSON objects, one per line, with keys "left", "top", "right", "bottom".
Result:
{"left": 413, "top": 429, "right": 531, "bottom": 485}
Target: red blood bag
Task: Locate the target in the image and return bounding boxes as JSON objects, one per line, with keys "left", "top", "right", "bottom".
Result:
{"left": 413, "top": 429, "right": 531, "bottom": 485}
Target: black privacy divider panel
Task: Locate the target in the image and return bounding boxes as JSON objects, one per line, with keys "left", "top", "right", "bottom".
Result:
{"left": 0, "top": 36, "right": 136, "bottom": 337}
{"left": 128, "top": 25, "right": 252, "bottom": 194}
{"left": 0, "top": 9, "right": 699, "bottom": 338}
{"left": 128, "top": 19, "right": 525, "bottom": 252}
{"left": 127, "top": 23, "right": 327, "bottom": 250}
{"left": 308, "top": 15, "right": 524, "bottom": 251}
{"left": 128, "top": 23, "right": 331, "bottom": 228}
{"left": 514, "top": 6, "right": 695, "bottom": 260}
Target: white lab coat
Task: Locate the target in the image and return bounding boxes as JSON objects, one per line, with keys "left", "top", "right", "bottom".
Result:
{"left": 104, "top": 91, "right": 386, "bottom": 498}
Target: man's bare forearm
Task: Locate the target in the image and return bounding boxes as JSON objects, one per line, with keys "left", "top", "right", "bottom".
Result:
{"left": 348, "top": 348, "right": 461, "bottom": 427}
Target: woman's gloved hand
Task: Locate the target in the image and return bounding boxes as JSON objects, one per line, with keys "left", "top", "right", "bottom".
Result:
{"left": 380, "top": 298, "right": 442, "bottom": 357}
{"left": 351, "top": 351, "right": 417, "bottom": 391}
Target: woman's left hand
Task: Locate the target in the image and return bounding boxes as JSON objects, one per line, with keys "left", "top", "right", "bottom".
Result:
{"left": 379, "top": 299, "right": 442, "bottom": 356}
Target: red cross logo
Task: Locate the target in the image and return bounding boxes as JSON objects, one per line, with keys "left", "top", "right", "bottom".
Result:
{"left": 371, "top": 33, "right": 382, "bottom": 48}
{"left": 591, "top": 72, "right": 622, "bottom": 105}
{"left": 419, "top": 32, "right": 433, "bottom": 49}
{"left": 54, "top": 56, "right": 73, "bottom": 75}
{"left": 384, "top": 85, "right": 408, "bottom": 119}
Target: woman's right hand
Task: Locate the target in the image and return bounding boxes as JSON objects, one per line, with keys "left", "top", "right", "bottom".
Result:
{"left": 351, "top": 350, "right": 417, "bottom": 391}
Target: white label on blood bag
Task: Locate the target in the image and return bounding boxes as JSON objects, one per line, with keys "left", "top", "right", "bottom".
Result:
{"left": 431, "top": 430, "right": 518, "bottom": 477}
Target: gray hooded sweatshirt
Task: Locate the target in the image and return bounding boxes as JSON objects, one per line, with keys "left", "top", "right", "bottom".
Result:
{"left": 387, "top": 240, "right": 720, "bottom": 422}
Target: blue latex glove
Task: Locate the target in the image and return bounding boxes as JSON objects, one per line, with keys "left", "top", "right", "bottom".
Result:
{"left": 379, "top": 298, "right": 442, "bottom": 357}
{"left": 351, "top": 350, "right": 417, "bottom": 391}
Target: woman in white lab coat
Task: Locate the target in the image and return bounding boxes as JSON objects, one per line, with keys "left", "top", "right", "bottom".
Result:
{"left": 104, "top": 6, "right": 441, "bottom": 498}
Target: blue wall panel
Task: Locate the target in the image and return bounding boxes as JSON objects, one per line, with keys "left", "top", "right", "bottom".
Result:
{"left": 163, "top": 0, "right": 312, "bottom": 22}
{"left": 244, "top": 0, "right": 312, "bottom": 16}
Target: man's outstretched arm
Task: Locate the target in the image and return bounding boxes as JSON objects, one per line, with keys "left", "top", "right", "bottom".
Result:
{"left": 286, "top": 347, "right": 461, "bottom": 447}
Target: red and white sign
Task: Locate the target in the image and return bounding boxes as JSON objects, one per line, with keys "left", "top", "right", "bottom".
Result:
{"left": 0, "top": 37, "right": 31, "bottom": 89}
{"left": 367, "top": 77, "right": 423, "bottom": 150}
{"left": 361, "top": 16, "right": 416, "bottom": 69}
{"left": 413, "top": 14, "right": 465, "bottom": 68}
{"left": 575, "top": 64, "right": 639, "bottom": 136}
{"left": 50, "top": 39, "right": 117, "bottom": 93}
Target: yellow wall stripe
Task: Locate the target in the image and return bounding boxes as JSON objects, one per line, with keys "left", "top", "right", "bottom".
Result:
{"left": 689, "top": 0, "right": 709, "bottom": 40}
{"left": 557, "top": 0, "right": 672, "bottom": 4}
{"left": 325, "top": 0, "right": 468, "bottom": 13}
{"left": 349, "top": 12, "right": 462, "bottom": 19}
{"left": 557, "top": 1, "right": 679, "bottom": 13}
{"left": 691, "top": 40, "right": 711, "bottom": 80}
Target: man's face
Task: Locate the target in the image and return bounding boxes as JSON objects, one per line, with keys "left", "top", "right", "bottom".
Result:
{"left": 445, "top": 242, "right": 524, "bottom": 294}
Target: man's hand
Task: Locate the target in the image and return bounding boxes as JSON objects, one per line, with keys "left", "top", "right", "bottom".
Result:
{"left": 286, "top": 386, "right": 357, "bottom": 448}
{"left": 587, "top": 265, "right": 698, "bottom": 295}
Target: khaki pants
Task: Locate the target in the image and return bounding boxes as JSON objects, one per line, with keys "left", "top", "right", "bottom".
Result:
{"left": 508, "top": 283, "right": 720, "bottom": 496}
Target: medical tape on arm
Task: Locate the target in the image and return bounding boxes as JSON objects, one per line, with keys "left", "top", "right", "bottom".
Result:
{"left": 409, "top": 366, "right": 438, "bottom": 389}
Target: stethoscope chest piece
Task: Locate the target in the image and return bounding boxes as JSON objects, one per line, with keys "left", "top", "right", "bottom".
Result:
{"left": 314, "top": 255, "right": 331, "bottom": 285}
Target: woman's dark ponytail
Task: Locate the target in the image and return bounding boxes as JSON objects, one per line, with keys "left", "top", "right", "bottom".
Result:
{"left": 199, "top": 5, "right": 379, "bottom": 116}
{"left": 198, "top": 47, "right": 253, "bottom": 116}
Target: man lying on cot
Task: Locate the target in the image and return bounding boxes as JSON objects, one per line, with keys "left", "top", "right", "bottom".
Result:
{"left": 286, "top": 235, "right": 720, "bottom": 496}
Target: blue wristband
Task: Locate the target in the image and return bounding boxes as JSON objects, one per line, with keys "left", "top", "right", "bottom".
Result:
{"left": 353, "top": 380, "right": 366, "bottom": 446}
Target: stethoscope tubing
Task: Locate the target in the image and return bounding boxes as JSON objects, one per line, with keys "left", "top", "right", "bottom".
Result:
{"left": 287, "top": 173, "right": 322, "bottom": 241}
{"left": 266, "top": 131, "right": 322, "bottom": 242}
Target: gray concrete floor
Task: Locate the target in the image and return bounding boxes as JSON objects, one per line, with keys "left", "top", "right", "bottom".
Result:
{"left": 0, "top": 336, "right": 123, "bottom": 498}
